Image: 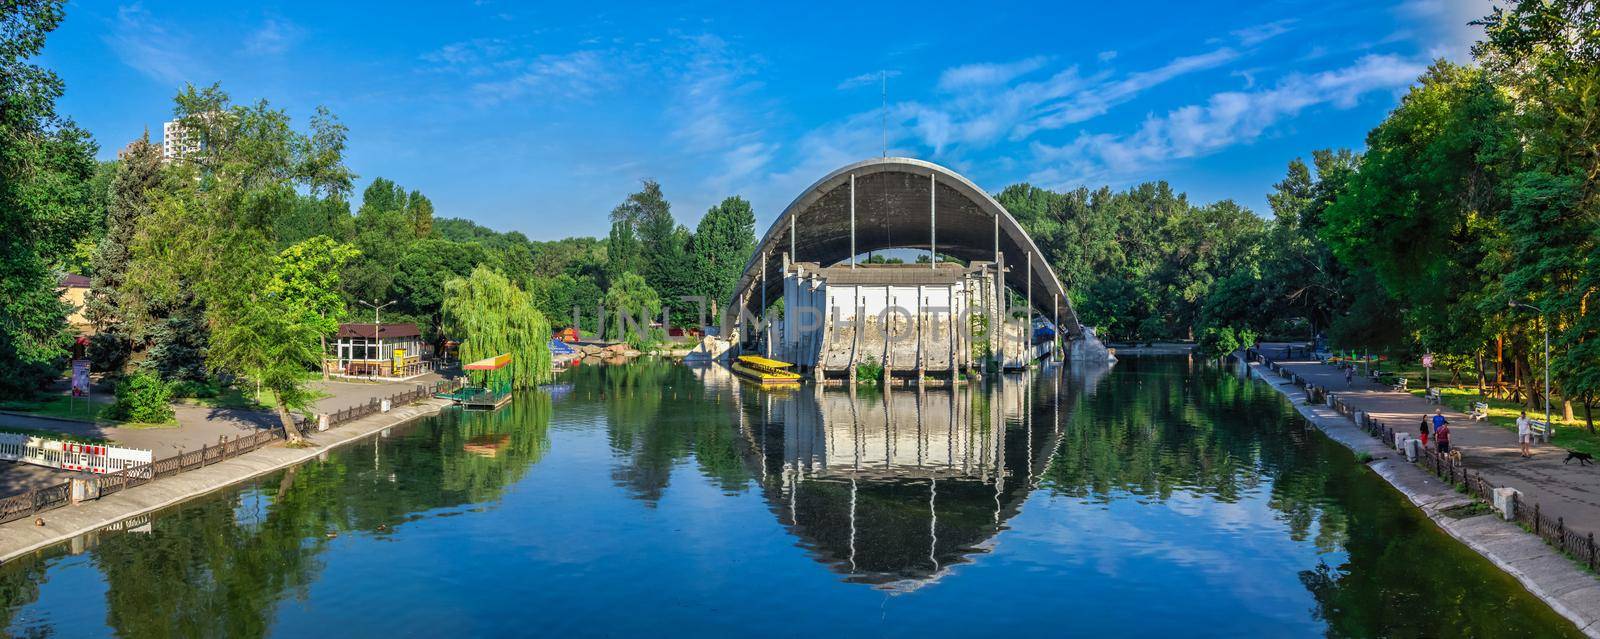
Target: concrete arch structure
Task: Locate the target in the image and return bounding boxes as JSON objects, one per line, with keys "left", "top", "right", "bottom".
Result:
{"left": 729, "top": 157, "right": 1081, "bottom": 340}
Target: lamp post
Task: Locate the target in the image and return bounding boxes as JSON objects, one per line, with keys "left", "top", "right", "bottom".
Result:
{"left": 359, "top": 299, "right": 396, "bottom": 364}
{"left": 1508, "top": 300, "right": 1551, "bottom": 442}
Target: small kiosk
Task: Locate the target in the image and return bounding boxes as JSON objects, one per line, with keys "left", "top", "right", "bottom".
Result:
{"left": 327, "top": 323, "right": 430, "bottom": 380}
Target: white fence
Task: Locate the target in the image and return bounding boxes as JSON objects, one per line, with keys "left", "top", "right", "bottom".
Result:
{"left": 0, "top": 432, "right": 153, "bottom": 474}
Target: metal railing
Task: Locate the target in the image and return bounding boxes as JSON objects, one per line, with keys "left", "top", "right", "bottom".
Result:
{"left": 0, "top": 379, "right": 462, "bottom": 526}
{"left": 1243, "top": 347, "right": 1600, "bottom": 571}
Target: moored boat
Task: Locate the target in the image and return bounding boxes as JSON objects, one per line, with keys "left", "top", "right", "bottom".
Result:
{"left": 731, "top": 355, "right": 803, "bottom": 386}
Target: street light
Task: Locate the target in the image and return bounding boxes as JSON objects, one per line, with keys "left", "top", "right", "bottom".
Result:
{"left": 359, "top": 299, "right": 396, "bottom": 362}
{"left": 1508, "top": 300, "right": 1551, "bottom": 442}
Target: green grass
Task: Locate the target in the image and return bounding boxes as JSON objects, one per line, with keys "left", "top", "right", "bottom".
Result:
{"left": 178, "top": 386, "right": 327, "bottom": 411}
{"left": 0, "top": 424, "right": 109, "bottom": 444}
{"left": 0, "top": 394, "right": 119, "bottom": 424}
{"left": 1, "top": 393, "right": 180, "bottom": 430}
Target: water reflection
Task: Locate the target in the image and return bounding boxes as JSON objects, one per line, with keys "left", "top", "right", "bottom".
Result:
{"left": 0, "top": 358, "right": 1583, "bottom": 638}
{"left": 0, "top": 392, "right": 554, "bottom": 638}
{"left": 737, "top": 367, "right": 1107, "bottom": 590}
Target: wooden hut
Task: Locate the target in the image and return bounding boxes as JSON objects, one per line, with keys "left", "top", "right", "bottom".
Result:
{"left": 326, "top": 323, "right": 430, "bottom": 379}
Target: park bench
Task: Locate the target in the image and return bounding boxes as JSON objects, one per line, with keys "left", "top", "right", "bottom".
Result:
{"left": 1531, "top": 419, "right": 1550, "bottom": 440}
{"left": 1391, "top": 377, "right": 1408, "bottom": 392}
{"left": 1470, "top": 402, "right": 1489, "bottom": 421}
{"left": 1425, "top": 388, "right": 1442, "bottom": 403}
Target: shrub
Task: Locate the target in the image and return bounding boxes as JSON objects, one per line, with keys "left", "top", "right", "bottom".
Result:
{"left": 113, "top": 371, "right": 175, "bottom": 423}
{"left": 856, "top": 355, "right": 884, "bottom": 384}
{"left": 169, "top": 379, "right": 220, "bottom": 399}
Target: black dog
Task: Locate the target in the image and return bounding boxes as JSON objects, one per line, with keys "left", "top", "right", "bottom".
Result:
{"left": 1565, "top": 451, "right": 1594, "bottom": 466}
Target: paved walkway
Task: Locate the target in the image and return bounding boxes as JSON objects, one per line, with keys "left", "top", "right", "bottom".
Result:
{"left": 0, "top": 375, "right": 442, "bottom": 497}
{"left": 0, "top": 398, "right": 452, "bottom": 564}
{"left": 1245, "top": 355, "right": 1600, "bottom": 636}
{"left": 1258, "top": 344, "right": 1600, "bottom": 535}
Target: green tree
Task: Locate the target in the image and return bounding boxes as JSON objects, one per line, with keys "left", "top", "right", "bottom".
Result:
{"left": 441, "top": 266, "right": 553, "bottom": 389}
{"left": 0, "top": 0, "right": 98, "bottom": 397}
{"left": 391, "top": 238, "right": 485, "bottom": 338}
{"left": 267, "top": 236, "right": 360, "bottom": 380}
{"left": 406, "top": 189, "right": 434, "bottom": 238}
{"left": 691, "top": 196, "right": 756, "bottom": 318}
{"left": 1480, "top": 0, "right": 1600, "bottom": 419}
{"left": 603, "top": 271, "right": 662, "bottom": 347}
{"left": 1322, "top": 62, "right": 1515, "bottom": 359}
{"left": 211, "top": 293, "right": 321, "bottom": 443}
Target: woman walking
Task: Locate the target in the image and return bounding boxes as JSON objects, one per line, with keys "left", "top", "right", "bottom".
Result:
{"left": 1517, "top": 410, "right": 1533, "bottom": 458}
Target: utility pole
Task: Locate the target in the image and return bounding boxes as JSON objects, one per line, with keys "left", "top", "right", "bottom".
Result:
{"left": 1510, "top": 300, "right": 1553, "bottom": 442}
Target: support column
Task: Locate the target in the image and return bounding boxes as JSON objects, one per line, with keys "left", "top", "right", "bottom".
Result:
{"left": 761, "top": 250, "right": 770, "bottom": 358}
{"left": 1053, "top": 293, "right": 1060, "bottom": 363}
{"left": 985, "top": 214, "right": 998, "bottom": 369}
{"left": 790, "top": 213, "right": 796, "bottom": 264}
{"left": 1025, "top": 251, "right": 1032, "bottom": 369}
{"left": 949, "top": 282, "right": 958, "bottom": 383}
{"left": 850, "top": 174, "right": 857, "bottom": 269}
{"left": 930, "top": 173, "right": 937, "bottom": 270}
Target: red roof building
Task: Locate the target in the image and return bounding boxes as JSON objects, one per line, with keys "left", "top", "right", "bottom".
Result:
{"left": 328, "top": 323, "right": 429, "bottom": 379}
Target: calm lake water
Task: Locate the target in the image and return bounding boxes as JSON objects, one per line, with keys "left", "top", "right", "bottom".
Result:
{"left": 0, "top": 357, "right": 1579, "bottom": 637}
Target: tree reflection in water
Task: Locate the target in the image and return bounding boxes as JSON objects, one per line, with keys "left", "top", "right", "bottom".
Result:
{"left": 0, "top": 390, "right": 553, "bottom": 638}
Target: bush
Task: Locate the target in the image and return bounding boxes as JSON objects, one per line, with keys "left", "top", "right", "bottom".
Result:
{"left": 169, "top": 379, "right": 221, "bottom": 399}
{"left": 113, "top": 371, "right": 175, "bottom": 424}
{"left": 1196, "top": 326, "right": 1242, "bottom": 358}
{"left": 856, "top": 355, "right": 884, "bottom": 384}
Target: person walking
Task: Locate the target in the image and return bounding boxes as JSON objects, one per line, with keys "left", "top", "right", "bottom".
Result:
{"left": 1344, "top": 364, "right": 1354, "bottom": 387}
{"left": 1433, "top": 409, "right": 1451, "bottom": 455}
{"left": 1517, "top": 410, "right": 1533, "bottom": 458}
{"left": 1419, "top": 420, "right": 1429, "bottom": 448}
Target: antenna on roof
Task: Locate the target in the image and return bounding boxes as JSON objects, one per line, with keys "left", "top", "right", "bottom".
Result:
{"left": 881, "top": 70, "right": 888, "bottom": 158}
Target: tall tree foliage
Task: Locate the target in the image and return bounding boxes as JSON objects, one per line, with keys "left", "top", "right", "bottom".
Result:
{"left": 267, "top": 236, "right": 359, "bottom": 380}
{"left": 124, "top": 83, "right": 352, "bottom": 427}
{"left": 1322, "top": 62, "right": 1515, "bottom": 358}
{"left": 691, "top": 196, "right": 756, "bottom": 318}
{"left": 0, "top": 0, "right": 98, "bottom": 396}
{"left": 441, "top": 266, "right": 553, "bottom": 389}
{"left": 603, "top": 271, "right": 662, "bottom": 348}
{"left": 1479, "top": 0, "right": 1600, "bottom": 424}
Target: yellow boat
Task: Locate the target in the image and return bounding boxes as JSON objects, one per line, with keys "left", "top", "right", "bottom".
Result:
{"left": 732, "top": 355, "right": 803, "bottom": 386}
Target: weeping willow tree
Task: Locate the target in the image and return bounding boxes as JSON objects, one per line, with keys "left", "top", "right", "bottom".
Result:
{"left": 441, "top": 266, "right": 552, "bottom": 389}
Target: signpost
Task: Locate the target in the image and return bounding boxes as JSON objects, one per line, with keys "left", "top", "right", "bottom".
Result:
{"left": 1422, "top": 353, "right": 1433, "bottom": 391}
{"left": 70, "top": 359, "right": 91, "bottom": 415}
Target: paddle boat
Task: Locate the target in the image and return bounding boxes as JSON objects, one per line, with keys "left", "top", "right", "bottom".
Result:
{"left": 731, "top": 355, "right": 803, "bottom": 387}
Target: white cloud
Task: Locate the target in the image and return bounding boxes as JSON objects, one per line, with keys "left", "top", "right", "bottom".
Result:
{"left": 422, "top": 38, "right": 512, "bottom": 72}
{"left": 668, "top": 35, "right": 777, "bottom": 193}
{"left": 1396, "top": 0, "right": 1494, "bottom": 62}
{"left": 837, "top": 69, "right": 900, "bottom": 91}
{"left": 246, "top": 17, "right": 303, "bottom": 56}
{"left": 1014, "top": 47, "right": 1239, "bottom": 138}
{"left": 1231, "top": 19, "right": 1297, "bottom": 46}
{"left": 1097, "top": 50, "right": 1118, "bottom": 63}
{"left": 1027, "top": 54, "right": 1426, "bottom": 188}
{"left": 469, "top": 51, "right": 613, "bottom": 105}
{"left": 105, "top": 4, "right": 202, "bottom": 86}
{"left": 937, "top": 56, "right": 1050, "bottom": 91}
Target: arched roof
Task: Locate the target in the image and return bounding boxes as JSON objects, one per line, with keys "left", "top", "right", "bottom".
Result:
{"left": 730, "top": 157, "right": 1080, "bottom": 336}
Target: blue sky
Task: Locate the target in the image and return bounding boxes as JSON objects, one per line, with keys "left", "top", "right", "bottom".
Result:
{"left": 43, "top": 0, "right": 1490, "bottom": 240}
